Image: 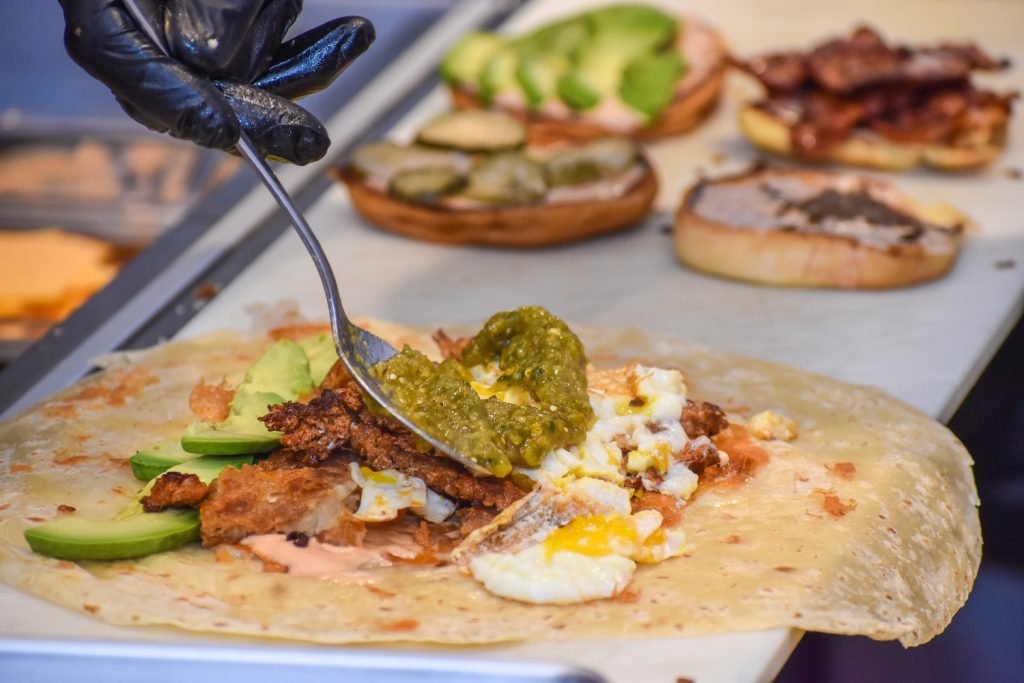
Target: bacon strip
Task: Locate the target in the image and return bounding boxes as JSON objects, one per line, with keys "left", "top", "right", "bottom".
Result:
{"left": 737, "top": 25, "right": 1015, "bottom": 153}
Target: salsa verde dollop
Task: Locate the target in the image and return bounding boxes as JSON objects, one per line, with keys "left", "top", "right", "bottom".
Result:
{"left": 370, "top": 306, "right": 594, "bottom": 476}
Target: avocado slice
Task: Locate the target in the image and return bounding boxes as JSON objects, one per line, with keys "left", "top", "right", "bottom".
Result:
{"left": 513, "top": 18, "right": 589, "bottom": 107}
{"left": 130, "top": 439, "right": 196, "bottom": 481}
{"left": 620, "top": 51, "right": 686, "bottom": 119}
{"left": 136, "top": 456, "right": 253, "bottom": 499}
{"left": 478, "top": 46, "right": 521, "bottom": 103}
{"left": 27, "top": 454, "right": 253, "bottom": 561}
{"left": 557, "top": 45, "right": 623, "bottom": 111}
{"left": 557, "top": 5, "right": 678, "bottom": 112}
{"left": 297, "top": 333, "right": 338, "bottom": 386}
{"left": 517, "top": 52, "right": 570, "bottom": 108}
{"left": 181, "top": 428, "right": 280, "bottom": 455}
{"left": 230, "top": 339, "right": 313, "bottom": 415}
{"left": 586, "top": 5, "right": 677, "bottom": 53}
{"left": 24, "top": 509, "right": 200, "bottom": 561}
{"left": 519, "top": 16, "right": 590, "bottom": 56}
{"left": 440, "top": 32, "right": 507, "bottom": 85}
{"left": 182, "top": 339, "right": 314, "bottom": 457}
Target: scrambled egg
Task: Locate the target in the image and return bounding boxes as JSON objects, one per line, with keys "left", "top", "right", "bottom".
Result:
{"left": 748, "top": 409, "right": 798, "bottom": 441}
{"left": 349, "top": 463, "right": 454, "bottom": 523}
{"left": 518, "top": 365, "right": 694, "bottom": 499}
{"left": 410, "top": 363, "right": 715, "bottom": 605}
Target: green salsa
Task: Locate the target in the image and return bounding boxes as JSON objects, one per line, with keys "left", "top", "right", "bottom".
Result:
{"left": 370, "top": 306, "right": 594, "bottom": 476}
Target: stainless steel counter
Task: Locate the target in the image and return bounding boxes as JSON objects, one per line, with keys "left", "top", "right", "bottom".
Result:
{"left": 1, "top": 1, "right": 1023, "bottom": 681}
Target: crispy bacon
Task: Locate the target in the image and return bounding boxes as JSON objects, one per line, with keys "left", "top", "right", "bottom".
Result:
{"left": 738, "top": 25, "right": 1014, "bottom": 152}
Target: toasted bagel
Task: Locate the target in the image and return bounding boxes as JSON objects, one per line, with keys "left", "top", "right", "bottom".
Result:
{"left": 449, "top": 19, "right": 728, "bottom": 142}
{"left": 332, "top": 160, "right": 657, "bottom": 248}
{"left": 739, "top": 104, "right": 1008, "bottom": 172}
{"left": 675, "top": 166, "right": 968, "bottom": 289}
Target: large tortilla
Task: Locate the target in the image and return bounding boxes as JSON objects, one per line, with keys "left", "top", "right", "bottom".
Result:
{"left": 0, "top": 322, "right": 979, "bottom": 647}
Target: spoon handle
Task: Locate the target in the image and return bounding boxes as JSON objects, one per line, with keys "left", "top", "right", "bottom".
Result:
{"left": 121, "top": 0, "right": 347, "bottom": 351}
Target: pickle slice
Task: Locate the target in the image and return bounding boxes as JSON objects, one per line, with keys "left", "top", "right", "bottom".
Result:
{"left": 389, "top": 167, "right": 466, "bottom": 204}
{"left": 463, "top": 153, "right": 548, "bottom": 204}
{"left": 349, "top": 142, "right": 467, "bottom": 182}
{"left": 416, "top": 110, "right": 526, "bottom": 153}
{"left": 543, "top": 137, "right": 639, "bottom": 187}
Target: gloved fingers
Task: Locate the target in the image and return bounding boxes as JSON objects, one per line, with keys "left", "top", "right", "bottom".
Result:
{"left": 217, "top": 81, "right": 330, "bottom": 165}
{"left": 165, "top": 0, "right": 301, "bottom": 81}
{"left": 253, "top": 16, "right": 375, "bottom": 100}
{"left": 58, "top": 0, "right": 240, "bottom": 150}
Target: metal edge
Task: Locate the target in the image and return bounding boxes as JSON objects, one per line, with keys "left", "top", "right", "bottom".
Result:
{"left": 0, "top": 0, "right": 522, "bottom": 421}
{"left": 0, "top": 638, "right": 604, "bottom": 683}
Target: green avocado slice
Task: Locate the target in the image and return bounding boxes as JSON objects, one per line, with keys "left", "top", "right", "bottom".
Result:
{"left": 297, "top": 333, "right": 339, "bottom": 386}
{"left": 620, "top": 51, "right": 686, "bottom": 119}
{"left": 24, "top": 509, "right": 200, "bottom": 561}
{"left": 130, "top": 439, "right": 196, "bottom": 481}
{"left": 27, "top": 454, "right": 252, "bottom": 561}
{"left": 180, "top": 429, "right": 281, "bottom": 455}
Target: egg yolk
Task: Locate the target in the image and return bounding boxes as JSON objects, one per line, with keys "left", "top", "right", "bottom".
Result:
{"left": 360, "top": 467, "right": 397, "bottom": 485}
{"left": 543, "top": 514, "right": 638, "bottom": 559}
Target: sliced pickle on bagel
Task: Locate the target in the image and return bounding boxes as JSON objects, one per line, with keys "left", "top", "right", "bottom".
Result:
{"left": 389, "top": 167, "right": 466, "bottom": 204}
{"left": 349, "top": 142, "right": 468, "bottom": 183}
{"left": 416, "top": 110, "right": 526, "bottom": 153}
{"left": 463, "top": 153, "right": 548, "bottom": 204}
{"left": 543, "top": 137, "right": 639, "bottom": 186}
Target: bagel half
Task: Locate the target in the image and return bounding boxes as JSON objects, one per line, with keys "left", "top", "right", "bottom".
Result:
{"left": 734, "top": 26, "right": 1014, "bottom": 171}
{"left": 449, "top": 18, "right": 728, "bottom": 142}
{"left": 331, "top": 160, "right": 657, "bottom": 248}
{"left": 675, "top": 166, "right": 968, "bottom": 289}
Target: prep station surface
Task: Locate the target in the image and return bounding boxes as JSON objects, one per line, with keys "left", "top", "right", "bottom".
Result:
{"left": 2, "top": 1, "right": 1023, "bottom": 682}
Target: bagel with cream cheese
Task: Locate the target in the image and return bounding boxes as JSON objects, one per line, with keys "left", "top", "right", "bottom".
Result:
{"left": 675, "top": 166, "right": 969, "bottom": 289}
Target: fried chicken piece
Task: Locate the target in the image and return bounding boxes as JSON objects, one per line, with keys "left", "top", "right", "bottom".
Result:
{"left": 199, "top": 463, "right": 361, "bottom": 547}
{"left": 681, "top": 400, "right": 729, "bottom": 438}
{"left": 141, "top": 472, "right": 210, "bottom": 512}
{"left": 260, "top": 388, "right": 361, "bottom": 463}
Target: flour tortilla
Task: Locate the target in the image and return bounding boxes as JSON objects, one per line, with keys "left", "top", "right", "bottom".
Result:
{"left": 0, "top": 322, "right": 980, "bottom": 647}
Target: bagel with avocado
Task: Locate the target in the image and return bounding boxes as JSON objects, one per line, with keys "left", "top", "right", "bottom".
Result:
{"left": 440, "top": 4, "right": 727, "bottom": 142}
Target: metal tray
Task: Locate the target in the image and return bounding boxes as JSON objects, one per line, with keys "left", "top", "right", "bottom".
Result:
{"left": 0, "top": 639, "right": 602, "bottom": 683}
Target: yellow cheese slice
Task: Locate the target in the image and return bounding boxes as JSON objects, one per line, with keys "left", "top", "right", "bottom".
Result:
{"left": 0, "top": 228, "right": 117, "bottom": 319}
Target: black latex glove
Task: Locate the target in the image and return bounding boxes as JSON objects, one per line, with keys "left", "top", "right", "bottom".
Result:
{"left": 58, "top": 0, "right": 375, "bottom": 165}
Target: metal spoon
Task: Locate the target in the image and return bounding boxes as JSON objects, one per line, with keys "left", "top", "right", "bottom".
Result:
{"left": 123, "top": 0, "right": 488, "bottom": 475}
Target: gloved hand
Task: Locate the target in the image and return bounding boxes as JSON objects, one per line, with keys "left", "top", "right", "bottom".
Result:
{"left": 58, "top": 0, "right": 375, "bottom": 165}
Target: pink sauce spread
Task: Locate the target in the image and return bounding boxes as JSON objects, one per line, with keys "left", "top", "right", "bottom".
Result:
{"left": 242, "top": 533, "right": 421, "bottom": 579}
